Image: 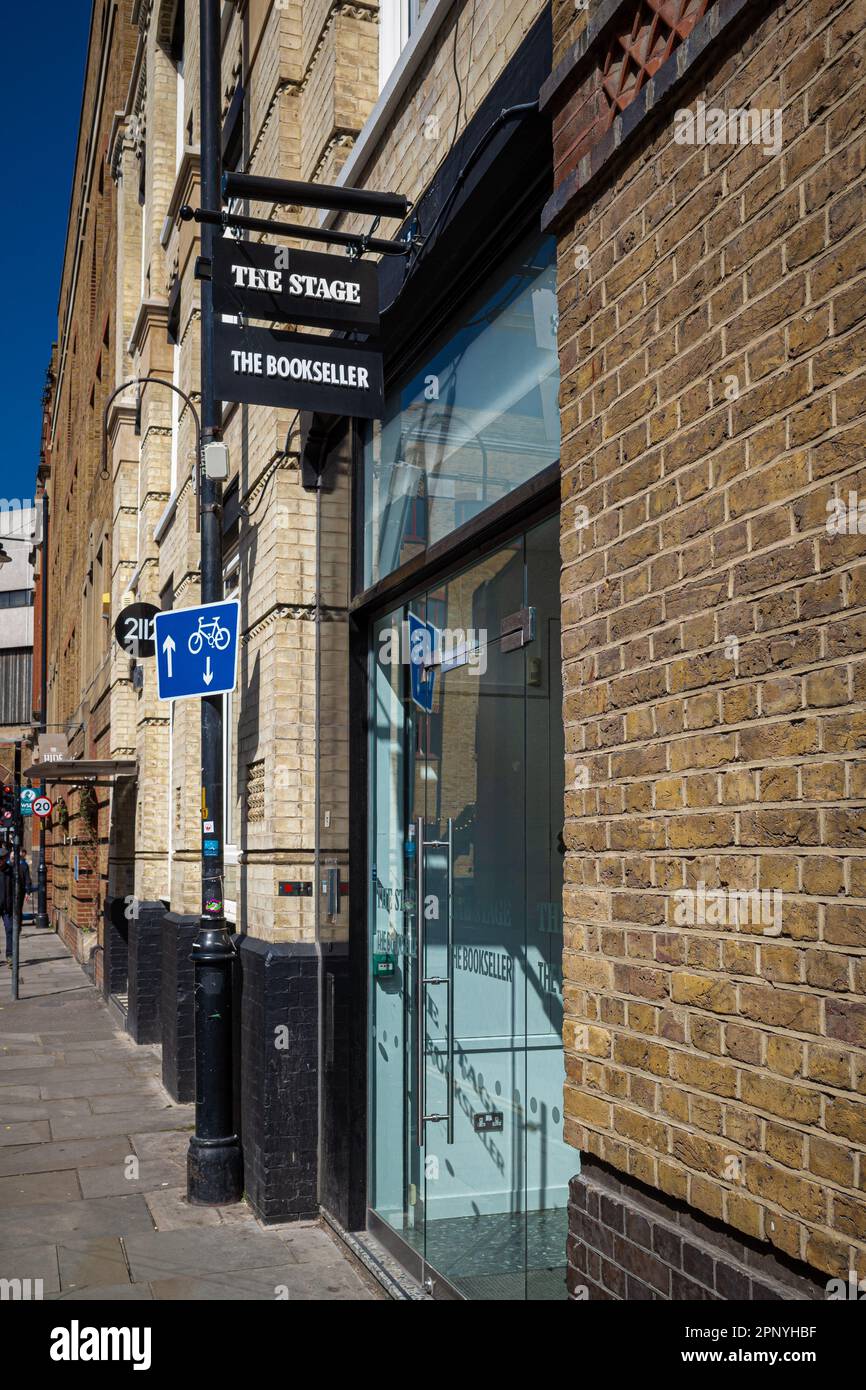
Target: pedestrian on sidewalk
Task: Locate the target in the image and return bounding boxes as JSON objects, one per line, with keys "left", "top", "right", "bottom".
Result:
{"left": 17, "top": 852, "right": 33, "bottom": 921}
{"left": 0, "top": 850, "right": 13, "bottom": 965}
{"left": 0, "top": 851, "right": 31, "bottom": 965}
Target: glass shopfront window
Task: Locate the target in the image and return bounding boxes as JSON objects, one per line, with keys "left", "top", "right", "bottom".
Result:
{"left": 368, "top": 516, "right": 573, "bottom": 1299}
{"left": 362, "top": 234, "right": 559, "bottom": 590}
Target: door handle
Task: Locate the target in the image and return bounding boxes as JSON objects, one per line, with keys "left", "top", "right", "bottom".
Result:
{"left": 416, "top": 816, "right": 455, "bottom": 1146}
{"left": 446, "top": 815, "right": 454, "bottom": 1145}
{"left": 416, "top": 815, "right": 426, "bottom": 1148}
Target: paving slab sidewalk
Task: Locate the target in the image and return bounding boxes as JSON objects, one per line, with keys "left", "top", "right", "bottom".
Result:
{"left": 0, "top": 924, "right": 380, "bottom": 1301}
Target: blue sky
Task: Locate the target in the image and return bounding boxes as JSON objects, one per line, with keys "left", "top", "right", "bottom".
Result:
{"left": 1, "top": 3, "right": 89, "bottom": 503}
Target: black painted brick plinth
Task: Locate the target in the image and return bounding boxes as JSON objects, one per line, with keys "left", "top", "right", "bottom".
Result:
{"left": 318, "top": 942, "right": 357, "bottom": 1230}
{"left": 567, "top": 1157, "right": 827, "bottom": 1301}
{"left": 230, "top": 931, "right": 243, "bottom": 1150}
{"left": 239, "top": 936, "right": 318, "bottom": 1224}
{"left": 127, "top": 901, "right": 166, "bottom": 1045}
{"left": 102, "top": 901, "right": 128, "bottom": 1000}
{"left": 161, "top": 913, "right": 198, "bottom": 1103}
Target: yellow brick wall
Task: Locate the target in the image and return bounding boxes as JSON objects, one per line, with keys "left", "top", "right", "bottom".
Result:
{"left": 41, "top": 0, "right": 553, "bottom": 951}
{"left": 330, "top": 0, "right": 549, "bottom": 241}
{"left": 127, "top": 0, "right": 539, "bottom": 943}
{"left": 44, "top": 0, "right": 139, "bottom": 953}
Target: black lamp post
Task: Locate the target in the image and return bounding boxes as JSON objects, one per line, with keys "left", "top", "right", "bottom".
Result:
{"left": 186, "top": 0, "right": 243, "bottom": 1206}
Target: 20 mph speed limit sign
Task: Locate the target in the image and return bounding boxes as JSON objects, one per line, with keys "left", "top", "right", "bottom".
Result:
{"left": 33, "top": 798, "right": 52, "bottom": 819}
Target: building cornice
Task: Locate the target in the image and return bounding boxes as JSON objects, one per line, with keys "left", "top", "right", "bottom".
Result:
{"left": 162, "top": 148, "right": 202, "bottom": 247}
{"left": 106, "top": 397, "right": 138, "bottom": 445}
{"left": 127, "top": 299, "right": 170, "bottom": 359}
{"left": 107, "top": 110, "right": 131, "bottom": 182}
{"left": 50, "top": 0, "right": 119, "bottom": 443}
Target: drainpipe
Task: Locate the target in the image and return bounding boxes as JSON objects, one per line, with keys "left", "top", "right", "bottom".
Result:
{"left": 314, "top": 472, "right": 324, "bottom": 1201}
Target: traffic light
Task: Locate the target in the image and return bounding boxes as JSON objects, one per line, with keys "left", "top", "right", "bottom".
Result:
{"left": 1, "top": 785, "right": 16, "bottom": 826}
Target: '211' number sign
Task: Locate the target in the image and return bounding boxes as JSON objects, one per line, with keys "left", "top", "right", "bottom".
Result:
{"left": 114, "top": 603, "right": 160, "bottom": 659}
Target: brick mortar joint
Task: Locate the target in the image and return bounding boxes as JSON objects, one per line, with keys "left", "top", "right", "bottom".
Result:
{"left": 564, "top": 1070, "right": 866, "bottom": 1164}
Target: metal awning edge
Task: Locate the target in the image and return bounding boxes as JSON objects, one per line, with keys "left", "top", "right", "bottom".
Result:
{"left": 21, "top": 759, "right": 137, "bottom": 783}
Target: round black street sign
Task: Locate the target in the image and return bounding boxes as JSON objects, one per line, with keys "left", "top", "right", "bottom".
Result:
{"left": 115, "top": 602, "right": 159, "bottom": 658}
{"left": 107, "top": 896, "right": 132, "bottom": 931}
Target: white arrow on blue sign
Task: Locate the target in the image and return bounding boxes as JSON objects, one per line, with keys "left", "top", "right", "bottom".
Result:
{"left": 154, "top": 599, "right": 240, "bottom": 703}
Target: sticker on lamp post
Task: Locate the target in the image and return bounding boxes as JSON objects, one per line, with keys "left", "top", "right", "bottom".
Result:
{"left": 154, "top": 599, "right": 240, "bottom": 702}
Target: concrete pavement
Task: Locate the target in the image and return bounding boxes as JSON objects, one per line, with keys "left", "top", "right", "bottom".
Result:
{"left": 0, "top": 923, "right": 380, "bottom": 1300}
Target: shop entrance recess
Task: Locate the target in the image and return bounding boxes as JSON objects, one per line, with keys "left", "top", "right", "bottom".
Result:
{"left": 368, "top": 515, "right": 574, "bottom": 1299}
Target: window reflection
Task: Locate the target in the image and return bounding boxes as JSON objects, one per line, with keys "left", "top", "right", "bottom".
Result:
{"left": 363, "top": 235, "right": 559, "bottom": 588}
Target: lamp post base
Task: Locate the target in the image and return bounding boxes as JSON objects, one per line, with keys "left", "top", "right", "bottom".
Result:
{"left": 187, "top": 1134, "right": 243, "bottom": 1205}
{"left": 186, "top": 919, "right": 243, "bottom": 1206}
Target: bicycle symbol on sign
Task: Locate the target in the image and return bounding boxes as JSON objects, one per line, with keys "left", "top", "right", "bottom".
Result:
{"left": 188, "top": 615, "right": 232, "bottom": 655}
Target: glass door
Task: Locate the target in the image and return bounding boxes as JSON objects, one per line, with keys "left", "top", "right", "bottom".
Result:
{"left": 368, "top": 517, "right": 572, "bottom": 1299}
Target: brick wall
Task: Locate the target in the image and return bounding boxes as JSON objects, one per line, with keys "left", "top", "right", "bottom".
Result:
{"left": 569, "top": 1155, "right": 827, "bottom": 1299}
{"left": 42, "top": 0, "right": 139, "bottom": 959}
{"left": 327, "top": 0, "right": 550, "bottom": 241}
{"left": 551, "top": 0, "right": 866, "bottom": 1284}
{"left": 145, "top": 0, "right": 543, "bottom": 943}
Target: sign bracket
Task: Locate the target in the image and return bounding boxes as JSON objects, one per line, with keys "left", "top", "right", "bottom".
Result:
{"left": 181, "top": 204, "right": 415, "bottom": 259}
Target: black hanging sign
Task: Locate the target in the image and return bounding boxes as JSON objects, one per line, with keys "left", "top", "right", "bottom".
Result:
{"left": 212, "top": 238, "right": 380, "bottom": 335}
{"left": 213, "top": 322, "right": 384, "bottom": 419}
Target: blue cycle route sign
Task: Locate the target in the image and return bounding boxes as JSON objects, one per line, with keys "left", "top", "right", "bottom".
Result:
{"left": 408, "top": 611, "right": 436, "bottom": 714}
{"left": 154, "top": 600, "right": 240, "bottom": 703}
